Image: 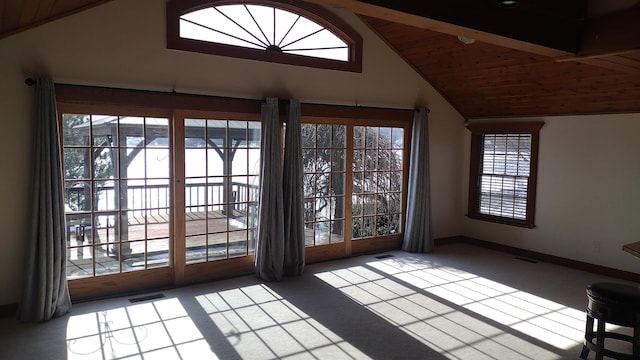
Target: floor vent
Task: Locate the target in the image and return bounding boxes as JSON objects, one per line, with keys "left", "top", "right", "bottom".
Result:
{"left": 129, "top": 293, "right": 165, "bottom": 303}
{"left": 515, "top": 256, "right": 538, "bottom": 264}
{"left": 375, "top": 254, "right": 395, "bottom": 259}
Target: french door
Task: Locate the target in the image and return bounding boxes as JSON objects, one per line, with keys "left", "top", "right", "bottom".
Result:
{"left": 61, "top": 106, "right": 263, "bottom": 298}
{"left": 300, "top": 117, "right": 410, "bottom": 261}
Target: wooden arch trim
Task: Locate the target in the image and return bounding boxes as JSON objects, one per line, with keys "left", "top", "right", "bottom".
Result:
{"left": 166, "top": 0, "right": 363, "bottom": 72}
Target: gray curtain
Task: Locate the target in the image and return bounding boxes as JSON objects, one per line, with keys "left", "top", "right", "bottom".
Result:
{"left": 255, "top": 98, "right": 285, "bottom": 281}
{"left": 282, "top": 99, "right": 305, "bottom": 275}
{"left": 18, "top": 78, "right": 72, "bottom": 322}
{"left": 402, "top": 108, "right": 433, "bottom": 253}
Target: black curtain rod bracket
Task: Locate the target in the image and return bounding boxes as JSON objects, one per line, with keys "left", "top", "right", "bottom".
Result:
{"left": 25, "top": 78, "right": 36, "bottom": 86}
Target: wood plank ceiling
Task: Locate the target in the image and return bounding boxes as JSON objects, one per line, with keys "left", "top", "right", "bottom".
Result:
{"left": 2, "top": 0, "right": 640, "bottom": 118}
{"left": 0, "top": 0, "right": 112, "bottom": 39}
{"left": 363, "top": 16, "right": 640, "bottom": 118}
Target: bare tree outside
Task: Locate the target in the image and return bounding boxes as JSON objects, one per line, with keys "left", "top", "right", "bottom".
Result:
{"left": 352, "top": 126, "right": 403, "bottom": 238}
{"left": 302, "top": 124, "right": 346, "bottom": 245}
{"left": 62, "top": 114, "right": 114, "bottom": 213}
{"left": 302, "top": 123, "right": 404, "bottom": 243}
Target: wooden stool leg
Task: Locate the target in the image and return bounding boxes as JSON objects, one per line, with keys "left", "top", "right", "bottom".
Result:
{"left": 579, "top": 345, "right": 590, "bottom": 359}
{"left": 580, "top": 314, "right": 594, "bottom": 359}
{"left": 634, "top": 326, "right": 640, "bottom": 357}
{"left": 595, "top": 315, "right": 606, "bottom": 360}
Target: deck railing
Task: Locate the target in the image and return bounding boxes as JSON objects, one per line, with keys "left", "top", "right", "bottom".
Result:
{"left": 66, "top": 181, "right": 257, "bottom": 214}
{"left": 65, "top": 181, "right": 258, "bottom": 238}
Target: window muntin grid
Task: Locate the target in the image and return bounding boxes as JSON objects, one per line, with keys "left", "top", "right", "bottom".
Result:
{"left": 301, "top": 123, "right": 347, "bottom": 246}
{"left": 352, "top": 126, "right": 404, "bottom": 239}
{"left": 184, "top": 119, "right": 261, "bottom": 263}
{"left": 62, "top": 114, "right": 171, "bottom": 279}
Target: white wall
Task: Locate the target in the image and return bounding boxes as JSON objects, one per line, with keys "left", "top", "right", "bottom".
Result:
{"left": 0, "top": 0, "right": 464, "bottom": 305}
{"left": 461, "top": 115, "right": 640, "bottom": 273}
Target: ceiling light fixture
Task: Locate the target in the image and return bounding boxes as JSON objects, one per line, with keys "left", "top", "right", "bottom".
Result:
{"left": 457, "top": 35, "right": 475, "bottom": 45}
{"left": 498, "top": 0, "right": 519, "bottom": 8}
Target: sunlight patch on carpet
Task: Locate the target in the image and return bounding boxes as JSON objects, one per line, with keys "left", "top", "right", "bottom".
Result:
{"left": 195, "top": 284, "right": 370, "bottom": 359}
{"left": 66, "top": 297, "right": 218, "bottom": 359}
{"left": 315, "top": 256, "right": 586, "bottom": 359}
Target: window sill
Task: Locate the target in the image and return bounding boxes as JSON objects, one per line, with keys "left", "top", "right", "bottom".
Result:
{"left": 466, "top": 214, "right": 536, "bottom": 229}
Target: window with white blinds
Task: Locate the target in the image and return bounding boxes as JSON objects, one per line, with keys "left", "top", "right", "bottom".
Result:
{"left": 479, "top": 134, "right": 531, "bottom": 220}
{"left": 467, "top": 122, "right": 543, "bottom": 228}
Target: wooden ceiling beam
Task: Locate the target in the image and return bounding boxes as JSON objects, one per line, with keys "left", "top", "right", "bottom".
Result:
{"left": 578, "top": 7, "right": 640, "bottom": 57}
{"left": 308, "top": 0, "right": 640, "bottom": 76}
{"left": 554, "top": 7, "right": 640, "bottom": 74}
{"left": 303, "top": 0, "right": 574, "bottom": 58}
{"left": 356, "top": 0, "right": 585, "bottom": 51}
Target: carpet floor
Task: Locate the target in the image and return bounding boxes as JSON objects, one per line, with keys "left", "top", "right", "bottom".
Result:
{"left": 0, "top": 243, "right": 635, "bottom": 359}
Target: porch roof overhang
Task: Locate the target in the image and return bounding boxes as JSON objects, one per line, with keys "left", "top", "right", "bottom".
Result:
{"left": 73, "top": 116, "right": 261, "bottom": 144}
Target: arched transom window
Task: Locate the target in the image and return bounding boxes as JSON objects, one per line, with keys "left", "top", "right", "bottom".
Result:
{"left": 167, "top": 0, "right": 362, "bottom": 72}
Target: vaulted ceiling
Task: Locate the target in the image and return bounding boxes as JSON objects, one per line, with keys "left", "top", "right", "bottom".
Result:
{"left": 2, "top": 0, "right": 640, "bottom": 118}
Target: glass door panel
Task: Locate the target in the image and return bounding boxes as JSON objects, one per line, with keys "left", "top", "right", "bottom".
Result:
{"left": 183, "top": 118, "right": 260, "bottom": 264}
{"left": 352, "top": 126, "right": 404, "bottom": 239}
{"left": 62, "top": 114, "right": 171, "bottom": 279}
{"left": 301, "top": 123, "right": 347, "bottom": 246}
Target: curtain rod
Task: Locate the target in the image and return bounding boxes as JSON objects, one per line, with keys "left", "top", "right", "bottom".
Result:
{"left": 24, "top": 77, "right": 429, "bottom": 113}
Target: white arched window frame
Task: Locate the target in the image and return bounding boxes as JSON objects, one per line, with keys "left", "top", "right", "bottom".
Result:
{"left": 167, "top": 0, "right": 363, "bottom": 72}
